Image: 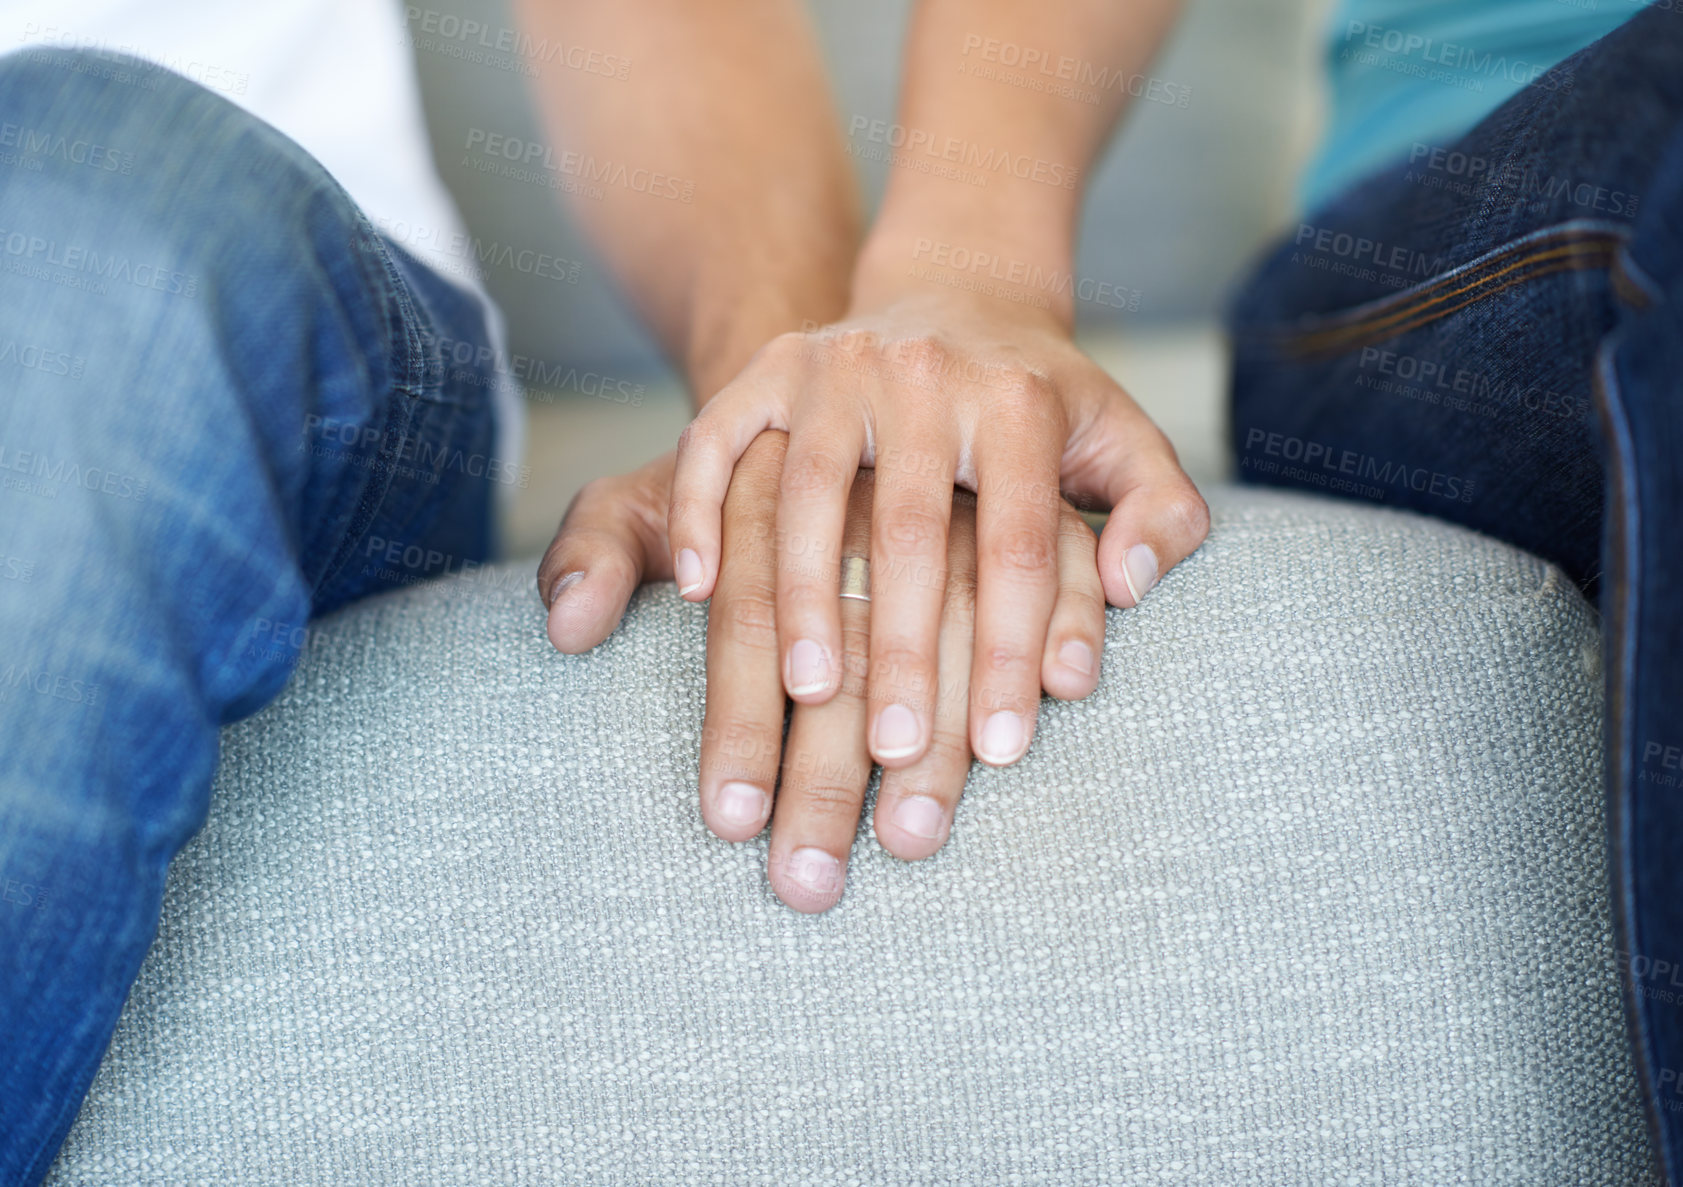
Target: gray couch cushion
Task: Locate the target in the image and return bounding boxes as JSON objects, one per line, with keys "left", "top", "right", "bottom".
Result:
{"left": 48, "top": 487, "right": 1653, "bottom": 1185}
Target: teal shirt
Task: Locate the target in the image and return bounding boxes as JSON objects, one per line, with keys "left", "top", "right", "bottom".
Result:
{"left": 1301, "top": 0, "right": 1639, "bottom": 211}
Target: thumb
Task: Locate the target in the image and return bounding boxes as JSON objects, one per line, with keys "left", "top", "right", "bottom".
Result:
{"left": 538, "top": 451, "right": 676, "bottom": 654}
{"left": 1064, "top": 397, "right": 1210, "bottom": 610}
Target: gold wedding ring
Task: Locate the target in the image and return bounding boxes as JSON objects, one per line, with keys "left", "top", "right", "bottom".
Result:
{"left": 839, "top": 555, "right": 871, "bottom": 602}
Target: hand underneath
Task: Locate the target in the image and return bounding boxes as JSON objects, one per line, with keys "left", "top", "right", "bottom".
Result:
{"left": 538, "top": 430, "right": 1106, "bottom": 912}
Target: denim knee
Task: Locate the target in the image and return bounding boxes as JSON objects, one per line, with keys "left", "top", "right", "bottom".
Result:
{"left": 0, "top": 47, "right": 386, "bottom": 311}
{"left": 0, "top": 47, "right": 407, "bottom": 435}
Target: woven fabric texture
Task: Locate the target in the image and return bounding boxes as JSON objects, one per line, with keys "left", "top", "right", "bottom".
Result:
{"left": 47, "top": 487, "right": 1653, "bottom": 1185}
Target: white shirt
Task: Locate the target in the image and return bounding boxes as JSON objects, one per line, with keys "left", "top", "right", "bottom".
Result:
{"left": 0, "top": 0, "right": 525, "bottom": 471}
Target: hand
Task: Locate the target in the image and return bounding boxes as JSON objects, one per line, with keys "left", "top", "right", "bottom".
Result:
{"left": 538, "top": 431, "right": 1106, "bottom": 912}
{"left": 663, "top": 285, "right": 1209, "bottom": 779}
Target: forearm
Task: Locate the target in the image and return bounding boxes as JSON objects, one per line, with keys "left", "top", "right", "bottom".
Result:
{"left": 512, "top": 0, "right": 861, "bottom": 402}
{"left": 854, "top": 0, "right": 1185, "bottom": 327}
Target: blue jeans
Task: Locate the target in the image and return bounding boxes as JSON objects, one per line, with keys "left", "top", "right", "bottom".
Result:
{"left": 0, "top": 50, "right": 503, "bottom": 1183}
{"left": 1230, "top": 6, "right": 1683, "bottom": 1179}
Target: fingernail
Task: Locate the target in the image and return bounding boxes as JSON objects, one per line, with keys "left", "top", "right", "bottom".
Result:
{"left": 1058, "top": 639, "right": 1094, "bottom": 677}
{"left": 1122, "top": 543, "right": 1159, "bottom": 606}
{"left": 548, "top": 570, "right": 585, "bottom": 608}
{"left": 892, "top": 794, "right": 947, "bottom": 841}
{"left": 714, "top": 781, "right": 769, "bottom": 830}
{"left": 872, "top": 704, "right": 922, "bottom": 760}
{"left": 675, "top": 548, "right": 704, "bottom": 597}
{"left": 977, "top": 710, "right": 1028, "bottom": 765}
{"left": 786, "top": 638, "right": 830, "bottom": 696}
{"left": 785, "top": 846, "right": 844, "bottom": 896}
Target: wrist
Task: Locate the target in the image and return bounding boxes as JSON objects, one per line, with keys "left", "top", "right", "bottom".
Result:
{"left": 852, "top": 203, "right": 1077, "bottom": 329}
{"left": 682, "top": 265, "right": 852, "bottom": 406}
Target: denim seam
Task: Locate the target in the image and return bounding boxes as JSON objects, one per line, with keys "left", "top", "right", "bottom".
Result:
{"left": 1614, "top": 243, "right": 1666, "bottom": 306}
{"left": 305, "top": 220, "right": 440, "bottom": 604}
{"left": 1276, "top": 223, "right": 1628, "bottom": 356}
{"left": 1270, "top": 219, "right": 1631, "bottom": 333}
{"left": 1593, "top": 332, "right": 1666, "bottom": 1184}
{"left": 1286, "top": 239, "right": 1622, "bottom": 357}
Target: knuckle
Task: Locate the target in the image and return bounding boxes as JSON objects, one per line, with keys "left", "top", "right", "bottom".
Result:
{"left": 876, "top": 505, "right": 947, "bottom": 557}
{"left": 889, "top": 335, "right": 952, "bottom": 385}
{"left": 781, "top": 449, "right": 851, "bottom": 499}
{"left": 762, "top": 329, "right": 813, "bottom": 366}
{"left": 571, "top": 473, "right": 615, "bottom": 506}
{"left": 989, "top": 369, "right": 1057, "bottom": 419}
{"left": 783, "top": 784, "right": 863, "bottom": 825}
{"left": 982, "top": 644, "right": 1036, "bottom": 680}
{"left": 674, "top": 418, "right": 715, "bottom": 459}
{"left": 719, "top": 585, "right": 779, "bottom": 644}
{"left": 985, "top": 525, "right": 1057, "bottom": 574}
{"left": 1055, "top": 585, "right": 1107, "bottom": 626}
{"left": 667, "top": 491, "right": 712, "bottom": 527}
{"left": 1161, "top": 486, "right": 1211, "bottom": 546}
{"left": 836, "top": 327, "right": 880, "bottom": 354}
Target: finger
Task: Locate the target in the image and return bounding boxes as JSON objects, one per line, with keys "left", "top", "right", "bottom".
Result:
{"left": 864, "top": 419, "right": 957, "bottom": 768}
{"left": 1084, "top": 412, "right": 1211, "bottom": 609}
{"left": 767, "top": 476, "right": 876, "bottom": 913}
{"left": 776, "top": 407, "right": 866, "bottom": 705}
{"left": 538, "top": 456, "right": 675, "bottom": 654}
{"left": 698, "top": 432, "right": 790, "bottom": 844}
{"left": 669, "top": 353, "right": 797, "bottom": 604}
{"left": 969, "top": 407, "right": 1064, "bottom": 767}
{"left": 1040, "top": 504, "right": 1106, "bottom": 702}
{"left": 874, "top": 491, "right": 977, "bottom": 861}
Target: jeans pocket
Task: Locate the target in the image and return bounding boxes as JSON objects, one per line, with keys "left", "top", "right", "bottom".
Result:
{"left": 1229, "top": 220, "right": 1621, "bottom": 584}
{"left": 1267, "top": 220, "right": 1627, "bottom": 360}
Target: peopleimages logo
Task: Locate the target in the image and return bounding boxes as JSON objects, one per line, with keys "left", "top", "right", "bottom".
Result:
{"left": 1659, "top": 1068, "right": 1683, "bottom": 1111}
{"left": 1337, "top": 20, "right": 1572, "bottom": 93}
{"left": 0, "top": 122, "right": 133, "bottom": 174}
{"left": 1405, "top": 143, "right": 1639, "bottom": 215}
{"left": 0, "top": 227, "right": 197, "bottom": 297}
{"left": 1355, "top": 346, "right": 1587, "bottom": 421}
{"left": 402, "top": 7, "right": 630, "bottom": 79}
{"left": 0, "top": 662, "right": 99, "bottom": 707}
{"left": 462, "top": 129, "right": 695, "bottom": 203}
{"left": 847, "top": 117, "right": 1080, "bottom": 190}
{"left": 1241, "top": 428, "right": 1474, "bottom": 504}
{"left": 957, "top": 35, "right": 1192, "bottom": 109}
{"left": 0, "top": 444, "right": 149, "bottom": 501}
{"left": 1292, "top": 223, "right": 1448, "bottom": 281}
{"left": 909, "top": 238, "right": 1141, "bottom": 311}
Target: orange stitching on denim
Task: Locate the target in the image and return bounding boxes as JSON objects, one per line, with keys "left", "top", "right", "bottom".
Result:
{"left": 1298, "top": 239, "right": 1614, "bottom": 344}
{"left": 1299, "top": 255, "right": 1615, "bottom": 354}
{"left": 1290, "top": 227, "right": 1618, "bottom": 337}
{"left": 1286, "top": 239, "right": 1617, "bottom": 357}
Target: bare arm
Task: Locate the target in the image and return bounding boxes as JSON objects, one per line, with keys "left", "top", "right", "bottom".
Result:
{"left": 856, "top": 0, "right": 1187, "bottom": 321}
{"left": 511, "top": 0, "right": 862, "bottom": 401}
{"left": 666, "top": 0, "right": 1208, "bottom": 780}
